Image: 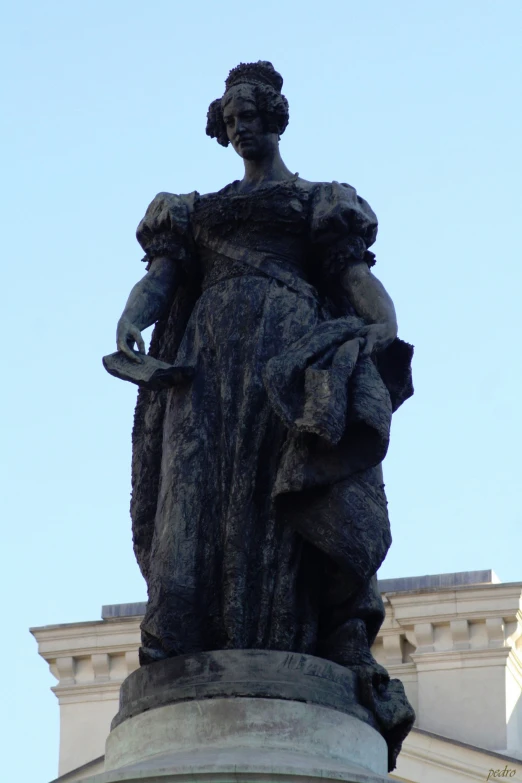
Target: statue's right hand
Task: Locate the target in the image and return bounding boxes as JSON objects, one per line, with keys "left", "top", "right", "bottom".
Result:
{"left": 116, "top": 316, "right": 146, "bottom": 362}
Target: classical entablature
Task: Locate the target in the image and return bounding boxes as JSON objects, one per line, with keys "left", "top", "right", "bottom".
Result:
{"left": 32, "top": 570, "right": 522, "bottom": 783}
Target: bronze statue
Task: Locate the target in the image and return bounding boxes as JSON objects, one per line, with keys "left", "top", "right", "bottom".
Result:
{"left": 105, "top": 61, "right": 415, "bottom": 769}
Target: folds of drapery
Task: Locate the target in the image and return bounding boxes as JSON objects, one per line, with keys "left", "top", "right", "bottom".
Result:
{"left": 262, "top": 316, "right": 413, "bottom": 584}
{"left": 132, "top": 293, "right": 413, "bottom": 586}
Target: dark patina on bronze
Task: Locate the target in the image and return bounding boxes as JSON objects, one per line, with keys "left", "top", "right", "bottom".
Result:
{"left": 104, "top": 61, "right": 415, "bottom": 770}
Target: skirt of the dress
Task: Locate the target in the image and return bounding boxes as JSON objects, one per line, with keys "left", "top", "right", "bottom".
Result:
{"left": 141, "top": 274, "right": 386, "bottom": 658}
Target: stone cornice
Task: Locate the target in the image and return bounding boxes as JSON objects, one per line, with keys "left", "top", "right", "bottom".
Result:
{"left": 375, "top": 583, "right": 522, "bottom": 672}
{"left": 411, "top": 646, "right": 512, "bottom": 671}
{"left": 385, "top": 662, "right": 417, "bottom": 680}
{"left": 52, "top": 682, "right": 123, "bottom": 703}
{"left": 31, "top": 618, "right": 141, "bottom": 700}
{"left": 30, "top": 617, "right": 141, "bottom": 658}
{"left": 383, "top": 583, "right": 522, "bottom": 628}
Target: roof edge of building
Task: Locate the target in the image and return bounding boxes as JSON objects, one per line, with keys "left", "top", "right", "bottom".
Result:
{"left": 49, "top": 755, "right": 105, "bottom": 782}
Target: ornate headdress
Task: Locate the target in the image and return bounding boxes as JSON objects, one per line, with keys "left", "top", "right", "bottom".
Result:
{"left": 224, "top": 61, "right": 284, "bottom": 94}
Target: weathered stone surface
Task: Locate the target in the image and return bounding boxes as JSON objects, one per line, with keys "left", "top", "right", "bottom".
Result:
{"left": 111, "top": 650, "right": 373, "bottom": 730}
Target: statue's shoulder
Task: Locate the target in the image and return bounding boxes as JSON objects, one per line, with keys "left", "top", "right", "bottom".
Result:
{"left": 291, "top": 176, "right": 320, "bottom": 194}
{"left": 136, "top": 191, "right": 199, "bottom": 254}
{"left": 294, "top": 177, "right": 359, "bottom": 192}
{"left": 292, "top": 179, "right": 363, "bottom": 205}
{"left": 304, "top": 180, "right": 378, "bottom": 249}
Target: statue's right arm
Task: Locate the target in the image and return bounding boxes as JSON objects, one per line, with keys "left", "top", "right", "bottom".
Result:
{"left": 116, "top": 256, "right": 179, "bottom": 362}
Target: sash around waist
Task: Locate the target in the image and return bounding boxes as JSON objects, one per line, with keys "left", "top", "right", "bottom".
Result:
{"left": 195, "top": 227, "right": 318, "bottom": 301}
{"left": 202, "top": 257, "right": 267, "bottom": 291}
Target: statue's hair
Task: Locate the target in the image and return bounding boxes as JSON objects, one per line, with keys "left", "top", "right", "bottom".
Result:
{"left": 206, "top": 61, "right": 289, "bottom": 147}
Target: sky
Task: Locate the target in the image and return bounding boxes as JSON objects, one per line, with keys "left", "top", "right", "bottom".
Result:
{"left": 1, "top": 1, "right": 522, "bottom": 780}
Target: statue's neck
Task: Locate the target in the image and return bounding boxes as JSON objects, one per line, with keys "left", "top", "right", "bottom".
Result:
{"left": 241, "top": 148, "right": 295, "bottom": 189}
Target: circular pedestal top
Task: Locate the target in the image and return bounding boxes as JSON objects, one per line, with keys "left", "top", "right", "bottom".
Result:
{"left": 111, "top": 649, "right": 376, "bottom": 731}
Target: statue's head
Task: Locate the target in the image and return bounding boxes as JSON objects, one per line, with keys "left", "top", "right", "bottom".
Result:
{"left": 206, "top": 61, "right": 289, "bottom": 160}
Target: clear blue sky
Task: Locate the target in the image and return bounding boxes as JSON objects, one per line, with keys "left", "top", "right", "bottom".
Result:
{"left": 2, "top": 1, "right": 521, "bottom": 780}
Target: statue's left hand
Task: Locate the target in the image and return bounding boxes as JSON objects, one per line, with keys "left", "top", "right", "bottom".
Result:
{"left": 340, "top": 262, "right": 398, "bottom": 357}
{"left": 359, "top": 322, "right": 397, "bottom": 357}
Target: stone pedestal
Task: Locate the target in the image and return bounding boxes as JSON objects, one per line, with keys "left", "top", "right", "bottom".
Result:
{"left": 81, "top": 650, "right": 392, "bottom": 783}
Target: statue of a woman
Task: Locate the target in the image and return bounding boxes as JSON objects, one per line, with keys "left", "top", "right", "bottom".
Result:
{"left": 111, "top": 61, "right": 414, "bottom": 768}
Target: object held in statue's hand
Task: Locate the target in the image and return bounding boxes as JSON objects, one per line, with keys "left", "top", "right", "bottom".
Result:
{"left": 102, "top": 351, "right": 194, "bottom": 391}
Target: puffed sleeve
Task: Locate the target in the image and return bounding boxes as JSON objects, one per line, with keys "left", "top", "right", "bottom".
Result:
{"left": 136, "top": 191, "right": 197, "bottom": 271}
{"left": 310, "top": 182, "right": 378, "bottom": 279}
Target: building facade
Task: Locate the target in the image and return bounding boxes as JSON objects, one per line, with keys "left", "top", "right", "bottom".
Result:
{"left": 31, "top": 570, "right": 522, "bottom": 783}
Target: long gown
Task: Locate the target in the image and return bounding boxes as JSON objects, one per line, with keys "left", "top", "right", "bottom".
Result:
{"left": 131, "top": 175, "right": 413, "bottom": 668}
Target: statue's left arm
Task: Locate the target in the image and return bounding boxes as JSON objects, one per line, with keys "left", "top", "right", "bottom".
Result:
{"left": 340, "top": 261, "right": 398, "bottom": 356}
{"left": 310, "top": 181, "right": 399, "bottom": 356}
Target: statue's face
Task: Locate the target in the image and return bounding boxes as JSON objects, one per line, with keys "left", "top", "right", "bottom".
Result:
{"left": 222, "top": 86, "right": 274, "bottom": 160}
